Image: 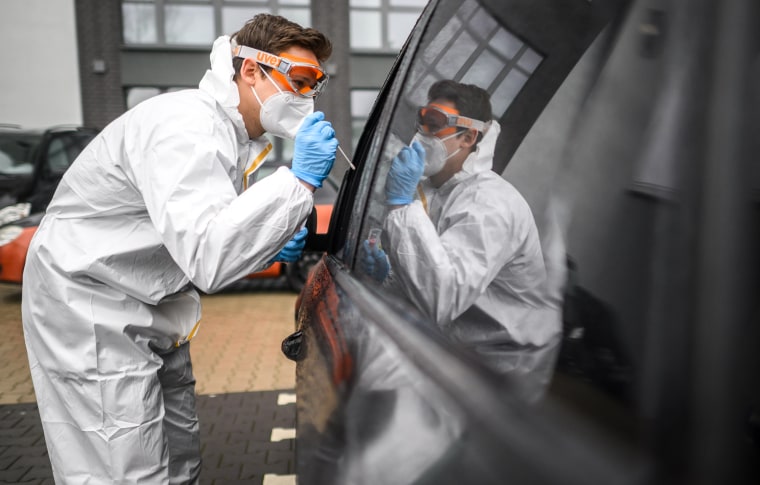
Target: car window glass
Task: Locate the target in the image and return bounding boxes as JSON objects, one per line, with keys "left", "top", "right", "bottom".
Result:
{"left": 355, "top": 0, "right": 559, "bottom": 407}
{"left": 349, "top": 0, "right": 760, "bottom": 470}
{"left": 352, "top": 0, "right": 672, "bottom": 438}
{"left": 46, "top": 138, "right": 70, "bottom": 175}
{"left": 46, "top": 134, "right": 94, "bottom": 176}
{"left": 0, "top": 134, "right": 38, "bottom": 176}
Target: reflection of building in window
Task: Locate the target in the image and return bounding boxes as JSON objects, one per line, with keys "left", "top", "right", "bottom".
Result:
{"left": 351, "top": 89, "right": 380, "bottom": 149}
{"left": 350, "top": 0, "right": 427, "bottom": 51}
{"left": 407, "top": 0, "right": 543, "bottom": 117}
{"left": 349, "top": 1, "right": 425, "bottom": 149}
{"left": 122, "top": 0, "right": 312, "bottom": 46}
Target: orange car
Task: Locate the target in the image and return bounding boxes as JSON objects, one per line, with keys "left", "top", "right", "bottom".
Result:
{"left": 0, "top": 214, "right": 40, "bottom": 283}
{"left": 0, "top": 125, "right": 97, "bottom": 284}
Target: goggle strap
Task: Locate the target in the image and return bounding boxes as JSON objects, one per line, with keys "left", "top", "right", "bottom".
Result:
{"left": 454, "top": 116, "right": 486, "bottom": 133}
{"left": 419, "top": 106, "right": 488, "bottom": 133}
{"left": 233, "top": 45, "right": 282, "bottom": 70}
{"left": 234, "top": 45, "right": 319, "bottom": 76}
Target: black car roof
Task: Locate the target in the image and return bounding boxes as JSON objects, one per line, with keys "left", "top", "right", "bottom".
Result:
{"left": 0, "top": 125, "right": 97, "bottom": 136}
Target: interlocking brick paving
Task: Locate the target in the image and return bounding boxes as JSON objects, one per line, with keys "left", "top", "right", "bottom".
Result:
{"left": 0, "top": 282, "right": 299, "bottom": 484}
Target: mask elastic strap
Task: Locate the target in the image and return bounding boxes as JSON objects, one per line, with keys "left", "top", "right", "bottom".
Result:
{"left": 445, "top": 147, "right": 462, "bottom": 161}
{"left": 251, "top": 83, "right": 265, "bottom": 106}
{"left": 251, "top": 67, "right": 285, "bottom": 108}
{"left": 441, "top": 131, "right": 463, "bottom": 161}
{"left": 260, "top": 67, "right": 285, "bottom": 95}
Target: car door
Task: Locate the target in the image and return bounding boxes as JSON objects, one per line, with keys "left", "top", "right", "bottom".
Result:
{"left": 289, "top": 0, "right": 759, "bottom": 484}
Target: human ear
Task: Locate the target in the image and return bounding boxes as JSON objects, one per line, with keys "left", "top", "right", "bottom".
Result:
{"left": 461, "top": 129, "right": 478, "bottom": 148}
{"left": 239, "top": 58, "right": 260, "bottom": 84}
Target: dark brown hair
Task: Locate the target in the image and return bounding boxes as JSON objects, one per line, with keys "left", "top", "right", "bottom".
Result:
{"left": 231, "top": 14, "right": 332, "bottom": 78}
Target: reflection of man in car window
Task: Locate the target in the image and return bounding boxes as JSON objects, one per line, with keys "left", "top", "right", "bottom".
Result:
{"left": 369, "top": 80, "right": 561, "bottom": 402}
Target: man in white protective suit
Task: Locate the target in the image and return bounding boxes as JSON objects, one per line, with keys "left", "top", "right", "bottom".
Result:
{"left": 361, "top": 80, "right": 562, "bottom": 402}
{"left": 21, "top": 14, "right": 336, "bottom": 483}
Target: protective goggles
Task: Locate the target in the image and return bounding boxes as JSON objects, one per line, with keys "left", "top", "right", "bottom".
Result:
{"left": 233, "top": 45, "right": 328, "bottom": 98}
{"left": 415, "top": 103, "right": 487, "bottom": 137}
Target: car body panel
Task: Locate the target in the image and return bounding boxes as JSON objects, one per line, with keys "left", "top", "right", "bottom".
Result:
{"left": 294, "top": 257, "right": 646, "bottom": 485}
{"left": 289, "top": 0, "right": 759, "bottom": 483}
{"left": 0, "top": 226, "right": 35, "bottom": 283}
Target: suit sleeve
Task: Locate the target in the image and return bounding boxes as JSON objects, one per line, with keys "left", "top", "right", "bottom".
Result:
{"left": 129, "top": 107, "right": 313, "bottom": 293}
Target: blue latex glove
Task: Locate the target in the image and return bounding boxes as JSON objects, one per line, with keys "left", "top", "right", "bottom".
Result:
{"left": 385, "top": 141, "right": 425, "bottom": 205}
{"left": 271, "top": 227, "right": 308, "bottom": 263}
{"left": 359, "top": 239, "right": 390, "bottom": 282}
{"left": 291, "top": 112, "right": 338, "bottom": 189}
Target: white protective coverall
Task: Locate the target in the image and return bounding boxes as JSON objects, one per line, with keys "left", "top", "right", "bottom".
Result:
{"left": 21, "top": 36, "right": 313, "bottom": 483}
{"left": 383, "top": 122, "right": 562, "bottom": 402}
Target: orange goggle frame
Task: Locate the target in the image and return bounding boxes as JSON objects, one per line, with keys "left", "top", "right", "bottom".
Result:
{"left": 416, "top": 103, "right": 487, "bottom": 136}
{"left": 233, "top": 45, "right": 328, "bottom": 98}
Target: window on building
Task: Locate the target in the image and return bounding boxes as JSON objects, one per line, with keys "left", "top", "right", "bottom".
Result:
{"left": 122, "top": 0, "right": 313, "bottom": 46}
{"left": 122, "top": 2, "right": 158, "bottom": 44}
{"left": 126, "top": 86, "right": 163, "bottom": 109}
{"left": 349, "top": 0, "right": 426, "bottom": 51}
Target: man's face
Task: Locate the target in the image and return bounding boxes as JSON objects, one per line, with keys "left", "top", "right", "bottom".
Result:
{"left": 428, "top": 98, "right": 465, "bottom": 155}
{"left": 238, "top": 45, "right": 320, "bottom": 138}
{"left": 251, "top": 45, "right": 321, "bottom": 102}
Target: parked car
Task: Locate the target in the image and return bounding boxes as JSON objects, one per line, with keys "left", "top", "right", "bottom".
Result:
{"left": 0, "top": 125, "right": 98, "bottom": 283}
{"left": 0, "top": 125, "right": 98, "bottom": 212}
{"left": 284, "top": 0, "right": 759, "bottom": 484}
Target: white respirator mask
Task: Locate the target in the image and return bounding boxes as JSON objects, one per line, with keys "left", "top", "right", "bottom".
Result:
{"left": 251, "top": 68, "right": 314, "bottom": 140}
{"left": 412, "top": 131, "right": 462, "bottom": 176}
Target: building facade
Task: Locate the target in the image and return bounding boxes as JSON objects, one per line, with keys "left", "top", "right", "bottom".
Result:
{"left": 76, "top": 0, "right": 425, "bottom": 177}
{"left": 1, "top": 0, "right": 424, "bottom": 178}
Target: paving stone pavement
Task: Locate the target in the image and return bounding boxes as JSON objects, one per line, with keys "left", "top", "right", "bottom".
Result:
{"left": 0, "top": 391, "right": 296, "bottom": 484}
{"left": 0, "top": 279, "right": 300, "bottom": 484}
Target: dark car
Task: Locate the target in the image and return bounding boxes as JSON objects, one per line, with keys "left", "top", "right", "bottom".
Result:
{"left": 284, "top": 0, "right": 759, "bottom": 484}
{"left": 0, "top": 125, "right": 98, "bottom": 283}
{"left": 0, "top": 125, "right": 98, "bottom": 213}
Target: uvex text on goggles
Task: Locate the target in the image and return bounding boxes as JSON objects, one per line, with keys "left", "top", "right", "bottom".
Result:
{"left": 416, "top": 103, "right": 487, "bottom": 136}
{"left": 233, "top": 45, "right": 328, "bottom": 98}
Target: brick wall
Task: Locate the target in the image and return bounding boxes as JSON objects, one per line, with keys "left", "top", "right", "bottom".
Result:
{"left": 74, "top": 0, "right": 125, "bottom": 130}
